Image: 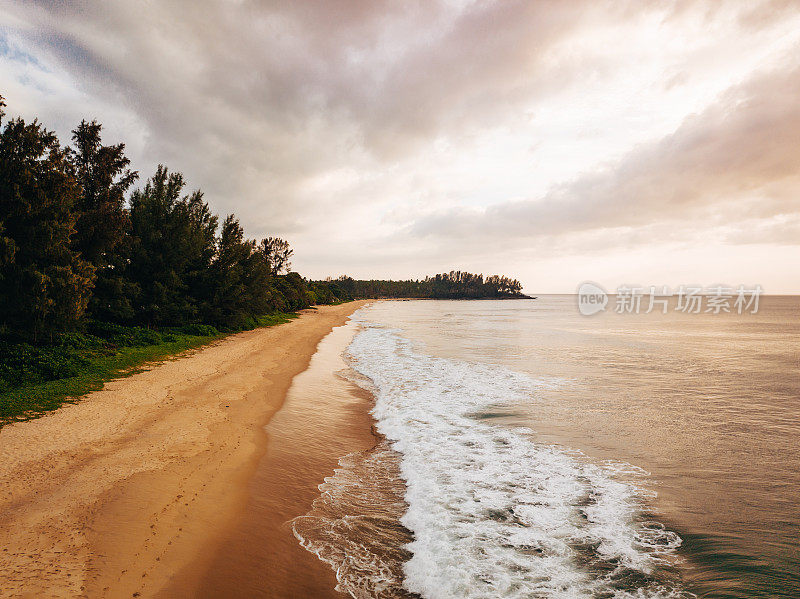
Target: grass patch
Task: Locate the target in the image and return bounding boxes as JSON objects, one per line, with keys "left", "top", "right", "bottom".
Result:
{"left": 0, "top": 312, "right": 299, "bottom": 427}
{"left": 251, "top": 312, "right": 300, "bottom": 327}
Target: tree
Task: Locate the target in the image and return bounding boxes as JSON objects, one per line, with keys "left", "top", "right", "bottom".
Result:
{"left": 0, "top": 98, "right": 95, "bottom": 339}
{"left": 326, "top": 270, "right": 526, "bottom": 299}
{"left": 180, "top": 190, "right": 219, "bottom": 319}
{"left": 127, "top": 166, "right": 195, "bottom": 326}
{"left": 68, "top": 120, "right": 139, "bottom": 321}
{"left": 0, "top": 97, "right": 349, "bottom": 346}
{"left": 69, "top": 120, "right": 138, "bottom": 263}
{"left": 208, "top": 215, "right": 270, "bottom": 327}
{"left": 260, "top": 236, "right": 293, "bottom": 276}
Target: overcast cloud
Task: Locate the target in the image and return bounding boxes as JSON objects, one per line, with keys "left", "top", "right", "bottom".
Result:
{"left": 1, "top": 0, "right": 799, "bottom": 291}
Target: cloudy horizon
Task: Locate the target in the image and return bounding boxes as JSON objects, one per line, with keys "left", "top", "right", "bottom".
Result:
{"left": 2, "top": 0, "right": 799, "bottom": 293}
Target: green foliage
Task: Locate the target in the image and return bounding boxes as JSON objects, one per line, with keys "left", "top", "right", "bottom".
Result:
{"left": 330, "top": 271, "right": 527, "bottom": 299}
{"left": 205, "top": 215, "right": 271, "bottom": 328}
{"left": 0, "top": 312, "right": 299, "bottom": 424}
{"left": 251, "top": 312, "right": 299, "bottom": 327}
{"left": 68, "top": 119, "right": 139, "bottom": 321}
{"left": 260, "top": 236, "right": 293, "bottom": 275}
{"left": 175, "top": 323, "right": 220, "bottom": 337}
{"left": 0, "top": 95, "right": 355, "bottom": 423}
{"left": 0, "top": 341, "right": 91, "bottom": 389}
{"left": 0, "top": 105, "right": 95, "bottom": 339}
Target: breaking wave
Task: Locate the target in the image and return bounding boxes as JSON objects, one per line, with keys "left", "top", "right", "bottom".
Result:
{"left": 294, "top": 319, "right": 690, "bottom": 598}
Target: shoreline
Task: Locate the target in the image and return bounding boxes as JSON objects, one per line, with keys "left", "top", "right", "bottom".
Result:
{"left": 0, "top": 301, "right": 368, "bottom": 598}
{"left": 187, "top": 315, "right": 379, "bottom": 598}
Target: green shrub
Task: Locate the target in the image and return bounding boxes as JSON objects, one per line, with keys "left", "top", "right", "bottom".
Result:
{"left": 0, "top": 312, "right": 303, "bottom": 424}
{"left": 128, "top": 329, "right": 163, "bottom": 346}
{"left": 176, "top": 324, "right": 219, "bottom": 337}
{"left": 0, "top": 342, "right": 91, "bottom": 388}
{"left": 56, "top": 332, "right": 105, "bottom": 350}
{"left": 86, "top": 320, "right": 130, "bottom": 340}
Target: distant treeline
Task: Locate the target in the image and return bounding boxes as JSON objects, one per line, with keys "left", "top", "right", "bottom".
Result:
{"left": 0, "top": 94, "right": 528, "bottom": 344}
{"left": 0, "top": 96, "right": 350, "bottom": 341}
{"left": 328, "top": 271, "right": 528, "bottom": 299}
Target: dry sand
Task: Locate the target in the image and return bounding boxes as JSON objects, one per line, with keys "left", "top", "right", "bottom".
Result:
{"left": 0, "top": 301, "right": 368, "bottom": 599}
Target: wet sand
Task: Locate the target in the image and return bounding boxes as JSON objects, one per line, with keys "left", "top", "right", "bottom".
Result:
{"left": 0, "top": 301, "right": 367, "bottom": 598}
{"left": 189, "top": 318, "right": 378, "bottom": 598}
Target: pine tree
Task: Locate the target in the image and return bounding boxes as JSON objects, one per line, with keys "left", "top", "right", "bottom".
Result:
{"left": 127, "top": 166, "right": 193, "bottom": 326}
{"left": 68, "top": 120, "right": 139, "bottom": 321}
{"left": 0, "top": 98, "right": 95, "bottom": 339}
{"left": 127, "top": 167, "right": 223, "bottom": 326}
{"left": 180, "top": 190, "right": 219, "bottom": 319}
{"left": 208, "top": 215, "right": 270, "bottom": 327}
{"left": 69, "top": 120, "right": 138, "bottom": 263}
{"left": 260, "top": 237, "right": 293, "bottom": 276}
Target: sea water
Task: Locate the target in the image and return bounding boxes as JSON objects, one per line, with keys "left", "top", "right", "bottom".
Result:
{"left": 294, "top": 298, "right": 800, "bottom": 598}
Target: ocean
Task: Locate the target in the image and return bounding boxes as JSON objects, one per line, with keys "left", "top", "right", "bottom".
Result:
{"left": 293, "top": 297, "right": 800, "bottom": 598}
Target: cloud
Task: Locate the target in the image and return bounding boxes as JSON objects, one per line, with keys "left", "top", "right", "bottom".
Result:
{"left": 410, "top": 52, "right": 800, "bottom": 249}
{"left": 1, "top": 0, "right": 799, "bottom": 290}
{"left": 0, "top": 0, "right": 641, "bottom": 223}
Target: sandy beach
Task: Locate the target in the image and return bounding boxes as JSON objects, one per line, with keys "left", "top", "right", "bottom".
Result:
{"left": 0, "top": 301, "right": 368, "bottom": 599}
{"left": 189, "top": 314, "right": 379, "bottom": 598}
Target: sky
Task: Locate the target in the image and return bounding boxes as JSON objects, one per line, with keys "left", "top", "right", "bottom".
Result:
{"left": 1, "top": 0, "right": 799, "bottom": 293}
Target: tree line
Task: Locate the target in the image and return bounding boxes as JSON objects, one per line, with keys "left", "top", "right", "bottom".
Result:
{"left": 329, "top": 271, "right": 528, "bottom": 299}
{"left": 0, "top": 96, "right": 350, "bottom": 341}
{"left": 0, "top": 95, "right": 529, "bottom": 343}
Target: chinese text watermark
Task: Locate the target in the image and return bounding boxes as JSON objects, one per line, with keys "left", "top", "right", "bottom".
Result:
{"left": 577, "top": 282, "right": 762, "bottom": 316}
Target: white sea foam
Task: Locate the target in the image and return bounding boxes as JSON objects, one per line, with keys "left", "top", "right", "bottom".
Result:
{"left": 345, "top": 319, "right": 689, "bottom": 599}
{"left": 292, "top": 443, "right": 415, "bottom": 599}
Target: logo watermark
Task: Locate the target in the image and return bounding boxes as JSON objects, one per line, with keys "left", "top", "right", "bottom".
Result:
{"left": 577, "top": 283, "right": 762, "bottom": 316}
{"left": 577, "top": 281, "right": 609, "bottom": 316}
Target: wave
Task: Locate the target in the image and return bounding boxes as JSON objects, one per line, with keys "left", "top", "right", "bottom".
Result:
{"left": 292, "top": 441, "right": 418, "bottom": 599}
{"left": 295, "top": 315, "right": 691, "bottom": 598}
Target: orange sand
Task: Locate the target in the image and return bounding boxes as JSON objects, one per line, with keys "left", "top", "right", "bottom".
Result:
{"left": 0, "top": 302, "right": 367, "bottom": 598}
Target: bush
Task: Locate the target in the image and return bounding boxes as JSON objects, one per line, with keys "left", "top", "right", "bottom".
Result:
{"left": 175, "top": 324, "right": 219, "bottom": 337}
{"left": 85, "top": 320, "right": 130, "bottom": 340}
{"left": 85, "top": 321, "right": 167, "bottom": 346}
{"left": 128, "top": 329, "right": 163, "bottom": 346}
{"left": 0, "top": 342, "right": 91, "bottom": 389}
{"left": 56, "top": 332, "right": 105, "bottom": 350}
